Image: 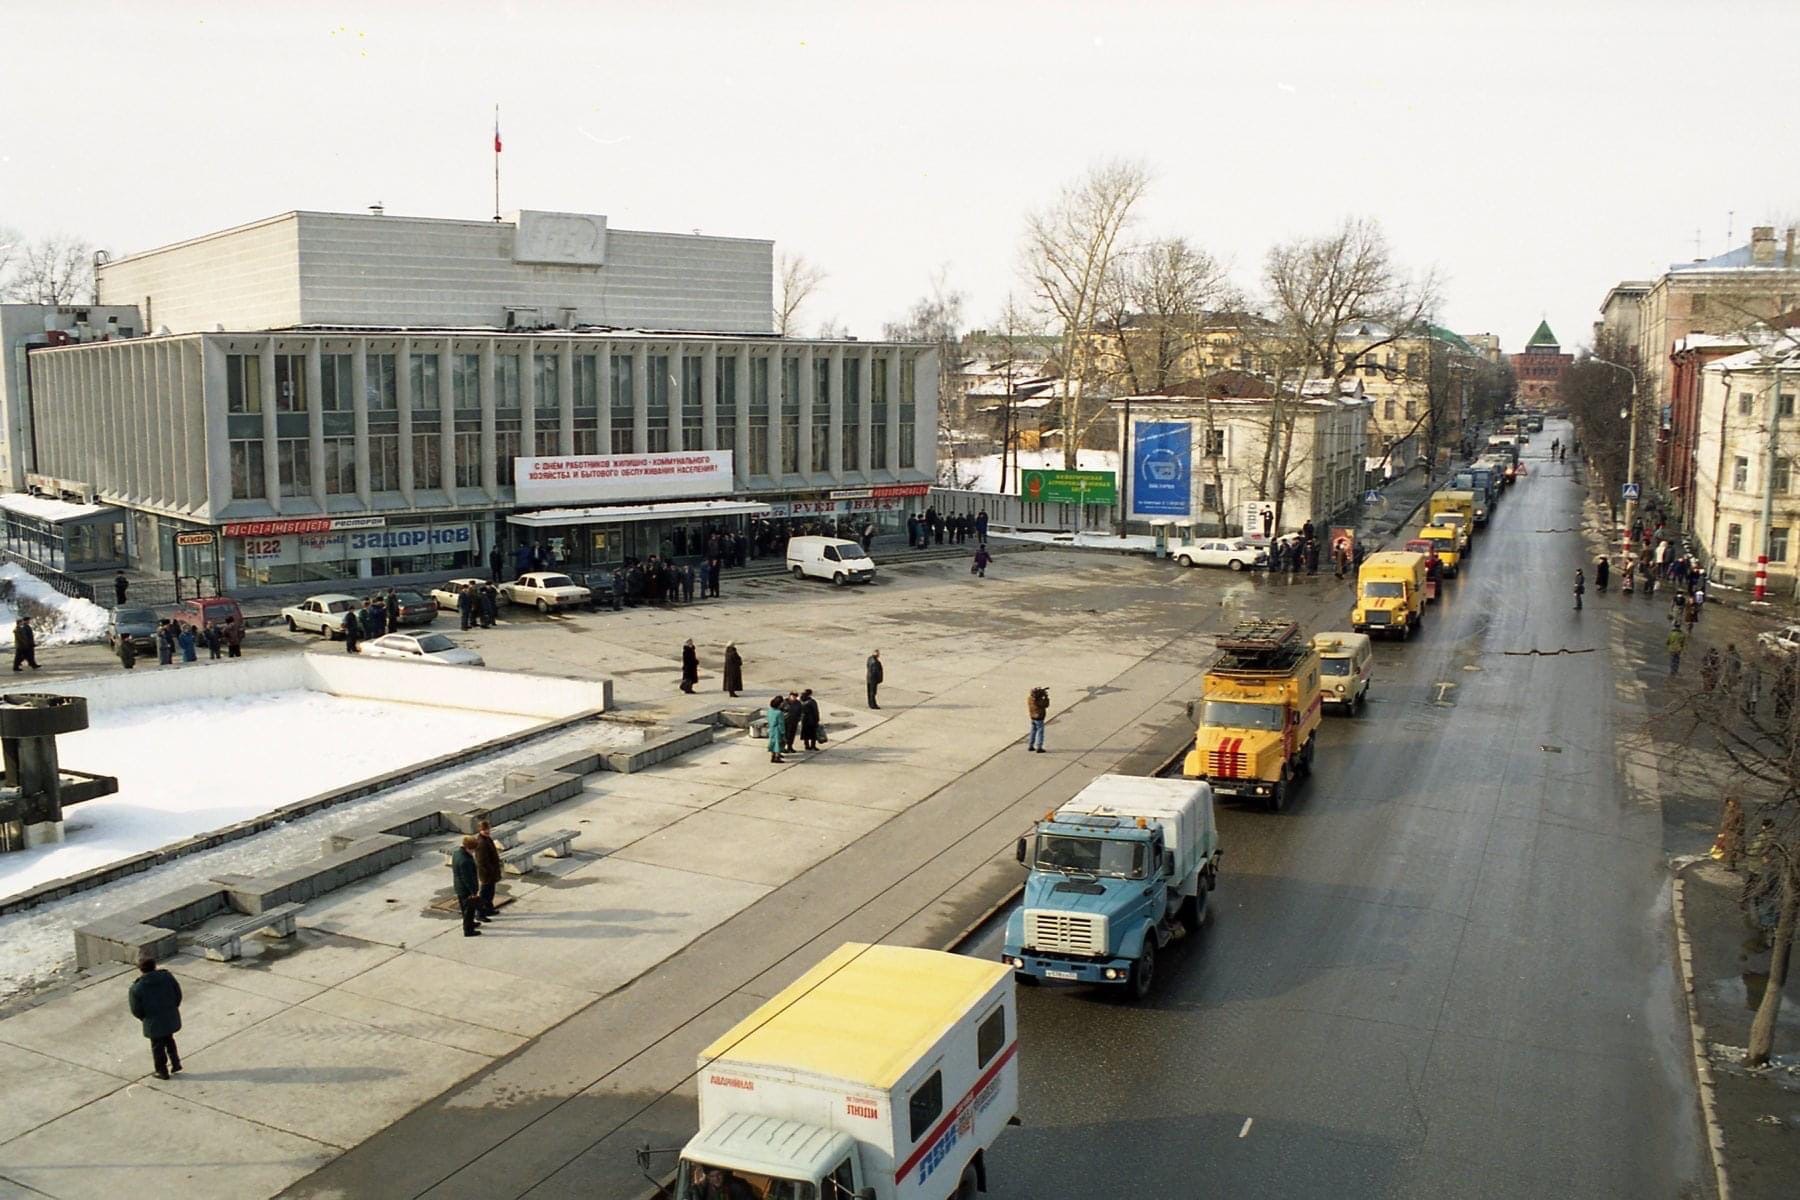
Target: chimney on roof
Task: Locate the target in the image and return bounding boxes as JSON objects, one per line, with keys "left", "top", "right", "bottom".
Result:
{"left": 369, "top": 202, "right": 385, "bottom": 216}
{"left": 1751, "top": 225, "right": 1776, "bottom": 264}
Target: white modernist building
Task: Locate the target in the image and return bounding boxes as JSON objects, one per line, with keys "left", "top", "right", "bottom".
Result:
{"left": 18, "top": 209, "right": 936, "bottom": 591}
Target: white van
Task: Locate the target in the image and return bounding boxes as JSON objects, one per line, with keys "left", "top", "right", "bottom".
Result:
{"left": 787, "top": 535, "right": 877, "bottom": 586}
{"left": 1312, "top": 631, "right": 1373, "bottom": 713}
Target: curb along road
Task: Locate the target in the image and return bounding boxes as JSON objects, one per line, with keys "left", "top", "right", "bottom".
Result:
{"left": 1671, "top": 866, "right": 1735, "bottom": 1200}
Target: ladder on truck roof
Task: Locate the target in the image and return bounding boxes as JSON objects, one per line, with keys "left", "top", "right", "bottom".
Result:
{"left": 1211, "top": 619, "right": 1305, "bottom": 671}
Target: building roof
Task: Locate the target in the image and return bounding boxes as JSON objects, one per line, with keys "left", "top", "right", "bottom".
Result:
{"left": 1704, "top": 342, "right": 1800, "bottom": 373}
{"left": 0, "top": 492, "right": 116, "bottom": 522}
{"left": 701, "top": 943, "right": 1007, "bottom": 1090}
{"left": 1526, "top": 320, "right": 1560, "bottom": 348}
{"left": 1670, "top": 237, "right": 1800, "bottom": 273}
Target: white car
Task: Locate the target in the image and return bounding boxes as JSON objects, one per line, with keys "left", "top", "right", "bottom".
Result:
{"left": 357, "top": 632, "right": 485, "bottom": 667}
{"left": 282, "top": 593, "right": 361, "bottom": 637}
{"left": 497, "top": 571, "right": 591, "bottom": 612}
{"left": 1758, "top": 624, "right": 1800, "bottom": 654}
{"left": 430, "top": 577, "right": 488, "bottom": 611}
{"left": 1174, "top": 538, "right": 1268, "bottom": 571}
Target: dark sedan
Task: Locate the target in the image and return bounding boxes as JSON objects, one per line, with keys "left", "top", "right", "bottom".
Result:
{"left": 391, "top": 590, "right": 438, "bottom": 626}
{"left": 106, "top": 605, "right": 159, "bottom": 651}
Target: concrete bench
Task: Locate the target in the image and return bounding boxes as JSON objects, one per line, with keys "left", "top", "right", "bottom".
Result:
{"left": 192, "top": 902, "right": 304, "bottom": 962}
{"left": 501, "top": 829, "right": 579, "bottom": 875}
{"left": 433, "top": 821, "right": 524, "bottom": 865}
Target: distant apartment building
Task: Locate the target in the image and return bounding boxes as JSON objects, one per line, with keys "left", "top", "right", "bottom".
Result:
{"left": 1596, "top": 281, "right": 1651, "bottom": 352}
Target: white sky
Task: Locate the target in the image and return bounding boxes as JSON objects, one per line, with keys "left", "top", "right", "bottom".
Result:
{"left": 4, "top": 0, "right": 1797, "bottom": 356}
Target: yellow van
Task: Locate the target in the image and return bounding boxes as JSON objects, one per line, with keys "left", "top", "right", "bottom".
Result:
{"left": 1311, "top": 632, "right": 1372, "bottom": 714}
{"left": 1415, "top": 525, "right": 1461, "bottom": 575}
{"left": 1429, "top": 512, "right": 1472, "bottom": 555}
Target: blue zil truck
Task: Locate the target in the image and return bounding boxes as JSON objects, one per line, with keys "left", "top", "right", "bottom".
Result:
{"left": 1001, "top": 774, "right": 1221, "bottom": 1000}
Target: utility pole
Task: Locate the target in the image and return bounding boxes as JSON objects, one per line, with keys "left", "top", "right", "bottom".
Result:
{"left": 1759, "top": 364, "right": 1783, "bottom": 602}
{"left": 1594, "top": 356, "right": 1639, "bottom": 558}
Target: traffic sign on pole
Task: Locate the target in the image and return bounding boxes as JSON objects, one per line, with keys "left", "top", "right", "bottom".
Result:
{"left": 1622, "top": 483, "right": 1640, "bottom": 501}
{"left": 1363, "top": 490, "right": 1382, "bottom": 505}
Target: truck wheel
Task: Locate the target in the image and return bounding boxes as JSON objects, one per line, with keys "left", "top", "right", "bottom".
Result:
{"left": 1179, "top": 889, "right": 1204, "bottom": 931}
{"left": 1128, "top": 940, "right": 1156, "bottom": 1001}
{"left": 956, "top": 1164, "right": 979, "bottom": 1199}
{"left": 1268, "top": 769, "right": 1289, "bottom": 813}
{"left": 1299, "top": 735, "right": 1316, "bottom": 777}
{"left": 832, "top": 572, "right": 846, "bottom": 587}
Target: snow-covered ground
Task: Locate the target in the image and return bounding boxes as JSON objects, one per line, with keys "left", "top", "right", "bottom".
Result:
{"left": 0, "top": 690, "right": 544, "bottom": 902}
{"left": 938, "top": 449, "right": 1121, "bottom": 494}
{"left": 0, "top": 563, "right": 110, "bottom": 645}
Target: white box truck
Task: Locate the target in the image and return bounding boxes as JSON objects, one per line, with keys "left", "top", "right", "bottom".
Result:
{"left": 669, "top": 943, "right": 1018, "bottom": 1199}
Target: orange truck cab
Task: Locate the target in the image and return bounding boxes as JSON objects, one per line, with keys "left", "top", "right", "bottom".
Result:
{"left": 1183, "top": 620, "right": 1322, "bottom": 812}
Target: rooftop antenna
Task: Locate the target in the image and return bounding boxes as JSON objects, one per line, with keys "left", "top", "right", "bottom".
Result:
{"left": 1727, "top": 210, "right": 1734, "bottom": 244}
{"left": 1694, "top": 227, "right": 1703, "bottom": 257}
{"left": 493, "top": 105, "right": 503, "bottom": 223}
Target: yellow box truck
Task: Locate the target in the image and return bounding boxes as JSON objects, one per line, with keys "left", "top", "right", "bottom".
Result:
{"left": 1183, "top": 620, "right": 1321, "bottom": 812}
{"left": 1415, "top": 524, "right": 1462, "bottom": 575}
{"left": 1429, "top": 490, "right": 1477, "bottom": 536}
{"left": 1353, "top": 550, "right": 1428, "bottom": 639}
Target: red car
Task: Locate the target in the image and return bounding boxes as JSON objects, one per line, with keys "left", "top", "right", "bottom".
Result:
{"left": 171, "top": 595, "right": 244, "bottom": 632}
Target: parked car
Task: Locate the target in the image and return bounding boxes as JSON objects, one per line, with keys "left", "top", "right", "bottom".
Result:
{"left": 356, "top": 631, "right": 484, "bottom": 667}
{"left": 1758, "top": 624, "right": 1800, "bottom": 655}
{"left": 497, "top": 572, "right": 591, "bottom": 612}
{"left": 282, "top": 593, "right": 361, "bottom": 637}
{"left": 106, "top": 605, "right": 159, "bottom": 652}
{"left": 430, "top": 577, "right": 488, "bottom": 611}
{"left": 786, "top": 535, "right": 877, "bottom": 585}
{"left": 171, "top": 595, "right": 243, "bottom": 633}
{"left": 390, "top": 589, "right": 437, "bottom": 626}
{"left": 1174, "top": 538, "right": 1268, "bottom": 571}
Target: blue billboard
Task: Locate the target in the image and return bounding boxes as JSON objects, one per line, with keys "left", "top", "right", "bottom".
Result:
{"left": 1132, "top": 421, "right": 1191, "bottom": 516}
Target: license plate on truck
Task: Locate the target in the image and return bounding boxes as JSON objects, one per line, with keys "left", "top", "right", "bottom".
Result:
{"left": 1045, "top": 969, "right": 1078, "bottom": 980}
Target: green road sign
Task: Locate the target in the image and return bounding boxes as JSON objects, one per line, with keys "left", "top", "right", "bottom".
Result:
{"left": 1020, "top": 468, "right": 1118, "bottom": 505}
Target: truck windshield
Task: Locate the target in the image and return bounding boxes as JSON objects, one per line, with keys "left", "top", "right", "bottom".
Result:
{"left": 677, "top": 1161, "right": 816, "bottom": 1200}
{"left": 1033, "top": 833, "right": 1146, "bottom": 879}
{"left": 1201, "top": 699, "right": 1284, "bottom": 730}
{"left": 1363, "top": 581, "right": 1405, "bottom": 598}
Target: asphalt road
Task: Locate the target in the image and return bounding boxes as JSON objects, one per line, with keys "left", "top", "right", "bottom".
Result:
{"left": 965, "top": 425, "right": 1708, "bottom": 1199}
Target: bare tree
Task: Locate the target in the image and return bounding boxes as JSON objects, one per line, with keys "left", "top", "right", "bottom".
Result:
{"left": 1094, "top": 236, "right": 1231, "bottom": 395}
{"left": 775, "top": 251, "right": 825, "bottom": 338}
{"left": 987, "top": 293, "right": 1044, "bottom": 495}
{"left": 884, "top": 269, "right": 967, "bottom": 485}
{"left": 3, "top": 234, "right": 95, "bottom": 304}
{"left": 0, "top": 226, "right": 21, "bottom": 293}
{"left": 1020, "top": 160, "right": 1150, "bottom": 468}
{"left": 1563, "top": 333, "right": 1640, "bottom": 524}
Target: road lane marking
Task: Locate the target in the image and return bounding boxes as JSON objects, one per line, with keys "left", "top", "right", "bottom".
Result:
{"left": 1239, "top": 1117, "right": 1253, "bottom": 1138}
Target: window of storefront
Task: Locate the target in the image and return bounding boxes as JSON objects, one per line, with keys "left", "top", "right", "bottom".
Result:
{"left": 323, "top": 435, "right": 355, "bottom": 494}
{"left": 496, "top": 421, "right": 520, "bottom": 486}
{"left": 227, "top": 354, "right": 262, "bottom": 413}
{"left": 454, "top": 431, "right": 480, "bottom": 488}
{"left": 410, "top": 353, "right": 440, "bottom": 410}
{"left": 842, "top": 356, "right": 861, "bottom": 471}
{"left": 366, "top": 353, "right": 398, "bottom": 410}
{"left": 647, "top": 354, "right": 671, "bottom": 453}
{"left": 230, "top": 439, "right": 266, "bottom": 499}
{"left": 274, "top": 353, "right": 307, "bottom": 412}
{"left": 870, "top": 358, "right": 888, "bottom": 470}
{"left": 716, "top": 354, "right": 739, "bottom": 452}
{"left": 495, "top": 353, "right": 522, "bottom": 409}
{"left": 369, "top": 432, "right": 400, "bottom": 491}
{"left": 277, "top": 438, "right": 310, "bottom": 498}
{"left": 321, "top": 353, "right": 354, "bottom": 410}
{"left": 575, "top": 354, "right": 602, "bottom": 455}
{"left": 682, "top": 354, "right": 704, "bottom": 450}
{"left": 812, "top": 357, "right": 831, "bottom": 472}
{"left": 610, "top": 354, "right": 635, "bottom": 452}
{"left": 414, "top": 432, "right": 443, "bottom": 489}
{"left": 899, "top": 355, "right": 917, "bottom": 469}
{"left": 452, "top": 353, "right": 481, "bottom": 407}
{"left": 781, "top": 357, "right": 801, "bottom": 474}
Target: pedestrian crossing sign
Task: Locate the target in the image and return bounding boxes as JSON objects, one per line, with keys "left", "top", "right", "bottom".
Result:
{"left": 1623, "top": 483, "right": 1640, "bottom": 500}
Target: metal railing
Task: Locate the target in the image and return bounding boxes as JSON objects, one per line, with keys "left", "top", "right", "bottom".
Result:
{"left": 0, "top": 551, "right": 96, "bottom": 602}
{"left": 925, "top": 487, "right": 1112, "bottom": 533}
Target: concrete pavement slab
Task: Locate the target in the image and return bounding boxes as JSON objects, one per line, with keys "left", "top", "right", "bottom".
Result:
{"left": 336, "top": 951, "right": 595, "bottom": 1039}
{"left": 557, "top": 789, "right": 703, "bottom": 852}
{"left": 254, "top": 927, "right": 403, "bottom": 989}
{"left": 748, "top": 760, "right": 962, "bottom": 812}
{"left": 0, "top": 1040, "right": 121, "bottom": 1146}
{"left": 164, "top": 1005, "right": 490, "bottom": 1148}
{"left": 712, "top": 789, "right": 893, "bottom": 836}
{"left": 168, "top": 952, "right": 325, "bottom": 1007}
{"left": 0, "top": 972, "right": 289, "bottom": 1079}
{"left": 0, "top": 1085, "right": 336, "bottom": 1200}
{"left": 300, "top": 988, "right": 526, "bottom": 1058}
{"left": 611, "top": 808, "right": 853, "bottom": 887}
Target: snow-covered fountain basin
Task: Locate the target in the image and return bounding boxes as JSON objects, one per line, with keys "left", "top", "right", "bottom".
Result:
{"left": 0, "top": 653, "right": 612, "bottom": 904}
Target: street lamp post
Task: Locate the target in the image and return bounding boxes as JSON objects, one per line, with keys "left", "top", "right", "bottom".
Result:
{"left": 1593, "top": 356, "right": 1640, "bottom": 560}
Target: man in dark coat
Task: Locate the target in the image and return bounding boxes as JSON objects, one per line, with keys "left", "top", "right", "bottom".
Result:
{"left": 367, "top": 597, "right": 387, "bottom": 638}
{"left": 866, "top": 650, "right": 883, "bottom": 709}
{"left": 680, "top": 639, "right": 700, "bottom": 693}
{"left": 723, "top": 643, "right": 744, "bottom": 697}
{"left": 114, "top": 572, "right": 129, "bottom": 605}
{"left": 450, "top": 835, "right": 482, "bottom": 936}
{"left": 473, "top": 820, "right": 503, "bottom": 920}
{"left": 781, "top": 691, "right": 803, "bottom": 753}
{"left": 458, "top": 584, "right": 477, "bottom": 631}
{"left": 976, "top": 510, "right": 989, "bottom": 541}
{"left": 119, "top": 634, "right": 136, "bottom": 670}
{"left": 800, "top": 688, "right": 822, "bottom": 751}
{"left": 479, "top": 583, "right": 498, "bottom": 628}
{"left": 127, "top": 956, "right": 183, "bottom": 1078}
{"left": 682, "top": 563, "right": 696, "bottom": 604}
{"left": 12, "top": 618, "right": 38, "bottom": 672}
{"left": 157, "top": 620, "right": 176, "bottom": 665}
{"left": 385, "top": 589, "right": 400, "bottom": 631}
{"left": 342, "top": 609, "right": 361, "bottom": 653}
{"left": 489, "top": 546, "right": 504, "bottom": 583}
{"left": 611, "top": 568, "right": 626, "bottom": 611}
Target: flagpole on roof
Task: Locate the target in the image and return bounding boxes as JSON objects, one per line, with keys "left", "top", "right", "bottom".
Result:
{"left": 493, "top": 105, "right": 502, "bottom": 223}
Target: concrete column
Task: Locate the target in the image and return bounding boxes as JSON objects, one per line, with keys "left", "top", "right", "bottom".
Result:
{"left": 858, "top": 347, "right": 874, "bottom": 481}
{"left": 520, "top": 341, "right": 536, "bottom": 461}
{"left": 560, "top": 340, "right": 575, "bottom": 454}
{"left": 260, "top": 340, "right": 280, "bottom": 511}
{"left": 438, "top": 344, "right": 455, "bottom": 498}
{"left": 798, "top": 345, "right": 815, "bottom": 479}
{"left": 885, "top": 353, "right": 902, "bottom": 480}
{"left": 669, "top": 342, "right": 685, "bottom": 452}
{"left": 828, "top": 345, "right": 845, "bottom": 481}
{"left": 201, "top": 340, "right": 233, "bottom": 519}
{"left": 397, "top": 336, "right": 415, "bottom": 503}
{"left": 632, "top": 344, "right": 649, "bottom": 454}
{"left": 767, "top": 354, "right": 784, "bottom": 480}
{"left": 597, "top": 342, "right": 613, "bottom": 453}
{"left": 306, "top": 340, "right": 326, "bottom": 504}
{"left": 701, "top": 343, "right": 718, "bottom": 451}
{"left": 734, "top": 351, "right": 750, "bottom": 485}
{"left": 913, "top": 349, "right": 936, "bottom": 476}
{"left": 480, "top": 339, "right": 498, "bottom": 499}
{"left": 352, "top": 341, "right": 371, "bottom": 507}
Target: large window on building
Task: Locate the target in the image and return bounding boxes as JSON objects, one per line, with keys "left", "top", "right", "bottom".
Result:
{"left": 495, "top": 354, "right": 522, "bottom": 410}
{"left": 1776, "top": 458, "right": 1793, "bottom": 494}
{"left": 1727, "top": 523, "right": 1743, "bottom": 559}
{"left": 646, "top": 354, "right": 671, "bottom": 453}
{"left": 368, "top": 434, "right": 400, "bottom": 492}
{"left": 812, "top": 357, "right": 831, "bottom": 473}
{"left": 781, "top": 357, "right": 801, "bottom": 474}
{"left": 574, "top": 353, "right": 601, "bottom": 456}
{"left": 898, "top": 355, "right": 917, "bottom": 470}
{"left": 413, "top": 433, "right": 443, "bottom": 490}
{"left": 230, "top": 439, "right": 266, "bottom": 498}
{"left": 452, "top": 353, "right": 481, "bottom": 408}
{"left": 274, "top": 354, "right": 307, "bottom": 412}
{"left": 277, "top": 438, "right": 310, "bottom": 498}
{"left": 842, "top": 356, "right": 861, "bottom": 471}
{"left": 682, "top": 354, "right": 704, "bottom": 451}
{"left": 870, "top": 358, "right": 888, "bottom": 470}
{"left": 610, "top": 354, "right": 635, "bottom": 453}
{"left": 1734, "top": 456, "right": 1750, "bottom": 490}
{"left": 323, "top": 436, "right": 355, "bottom": 494}
{"left": 716, "top": 354, "right": 739, "bottom": 452}
{"left": 495, "top": 421, "right": 520, "bottom": 486}
{"left": 749, "top": 357, "right": 770, "bottom": 475}
{"left": 533, "top": 353, "right": 559, "bottom": 414}
{"left": 1773, "top": 526, "right": 1791, "bottom": 564}
{"left": 366, "top": 354, "right": 398, "bottom": 410}
{"left": 227, "top": 354, "right": 262, "bottom": 413}
{"left": 454, "top": 432, "right": 481, "bottom": 488}
{"left": 320, "top": 353, "right": 353, "bottom": 410}
{"left": 410, "top": 353, "right": 440, "bottom": 411}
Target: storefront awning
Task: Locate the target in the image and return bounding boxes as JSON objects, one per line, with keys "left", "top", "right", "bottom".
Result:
{"left": 506, "top": 499, "right": 773, "bottom": 528}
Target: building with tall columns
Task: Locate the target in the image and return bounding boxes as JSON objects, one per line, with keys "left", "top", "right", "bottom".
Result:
{"left": 13, "top": 209, "right": 936, "bottom": 591}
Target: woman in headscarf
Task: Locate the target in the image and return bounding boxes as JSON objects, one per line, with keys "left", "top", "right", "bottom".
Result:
{"left": 723, "top": 643, "right": 744, "bottom": 698}
{"left": 680, "top": 638, "right": 699, "bottom": 693}
{"left": 765, "top": 694, "right": 787, "bottom": 764}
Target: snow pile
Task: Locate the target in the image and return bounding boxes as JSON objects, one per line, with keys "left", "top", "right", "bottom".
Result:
{"left": 0, "top": 689, "right": 544, "bottom": 902}
{"left": 0, "top": 564, "right": 111, "bottom": 645}
{"left": 939, "top": 449, "right": 1121, "bottom": 494}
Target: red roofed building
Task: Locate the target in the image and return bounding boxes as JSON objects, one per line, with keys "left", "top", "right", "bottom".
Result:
{"left": 1509, "top": 320, "right": 1573, "bottom": 409}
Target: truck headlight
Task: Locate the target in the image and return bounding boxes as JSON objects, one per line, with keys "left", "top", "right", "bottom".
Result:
{"left": 1103, "top": 968, "right": 1121, "bottom": 980}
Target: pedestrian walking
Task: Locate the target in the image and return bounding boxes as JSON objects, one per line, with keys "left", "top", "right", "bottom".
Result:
{"left": 682, "top": 563, "right": 696, "bottom": 604}
{"left": 385, "top": 589, "right": 400, "bottom": 632}
{"left": 1715, "top": 797, "right": 1747, "bottom": 871}
{"left": 781, "top": 691, "right": 803, "bottom": 753}
{"left": 611, "top": 568, "right": 626, "bottom": 611}
{"left": 976, "top": 510, "right": 989, "bottom": 541}
{"left": 1572, "top": 569, "right": 1585, "bottom": 611}
{"left": 225, "top": 617, "right": 244, "bottom": 658}
{"left": 680, "top": 639, "right": 699, "bottom": 693}
{"left": 450, "top": 835, "right": 482, "bottom": 936}
{"left": 489, "top": 546, "right": 504, "bottom": 583}
{"left": 480, "top": 583, "right": 498, "bottom": 628}
{"left": 342, "top": 609, "right": 361, "bottom": 653}
{"left": 722, "top": 642, "right": 744, "bottom": 698}
{"left": 1305, "top": 538, "right": 1320, "bottom": 575}
{"left": 1594, "top": 556, "right": 1609, "bottom": 592}
{"left": 127, "top": 956, "right": 183, "bottom": 1079}
{"left": 972, "top": 544, "right": 992, "bottom": 578}
{"left": 114, "top": 571, "right": 129, "bottom": 605}
{"left": 177, "top": 624, "right": 197, "bottom": 663}
{"left": 1622, "top": 559, "right": 1635, "bottom": 594}
{"left": 800, "top": 688, "right": 822, "bottom": 751}
{"left": 157, "top": 620, "right": 175, "bottom": 666}
{"left": 203, "top": 622, "right": 223, "bottom": 660}
{"left": 765, "top": 694, "right": 787, "bottom": 763}
{"left": 11, "top": 618, "right": 38, "bottom": 672}
{"left": 1026, "top": 686, "right": 1049, "bottom": 753}
{"left": 866, "top": 649, "right": 883, "bottom": 709}
{"left": 458, "top": 584, "right": 476, "bottom": 630}
{"left": 1666, "top": 625, "right": 1686, "bottom": 675}
{"left": 1684, "top": 598, "right": 1698, "bottom": 633}
{"left": 473, "top": 820, "right": 503, "bottom": 920}
{"left": 1744, "top": 660, "right": 1763, "bottom": 716}
{"left": 708, "top": 556, "right": 723, "bottom": 598}
{"left": 118, "top": 634, "right": 136, "bottom": 670}
{"left": 861, "top": 522, "right": 876, "bottom": 553}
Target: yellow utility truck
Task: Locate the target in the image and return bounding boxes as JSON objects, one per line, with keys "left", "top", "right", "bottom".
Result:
{"left": 1415, "top": 524, "right": 1462, "bottom": 575}
{"left": 1183, "top": 620, "right": 1321, "bottom": 812}
{"left": 1429, "top": 490, "right": 1477, "bottom": 539}
{"left": 1353, "top": 550, "right": 1428, "bottom": 639}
